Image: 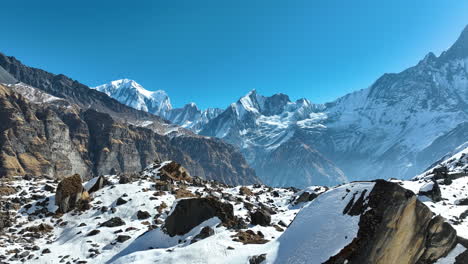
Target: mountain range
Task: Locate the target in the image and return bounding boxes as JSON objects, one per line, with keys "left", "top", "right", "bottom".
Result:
{"left": 93, "top": 25, "right": 468, "bottom": 187}
{"left": 0, "top": 53, "right": 259, "bottom": 185}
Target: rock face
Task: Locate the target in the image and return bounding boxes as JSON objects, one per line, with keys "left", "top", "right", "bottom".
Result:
{"left": 326, "top": 180, "right": 457, "bottom": 264}
{"left": 0, "top": 81, "right": 259, "bottom": 185}
{"left": 164, "top": 198, "right": 235, "bottom": 236}
{"left": 158, "top": 161, "right": 191, "bottom": 182}
{"left": 0, "top": 53, "right": 260, "bottom": 185}
{"left": 55, "top": 174, "right": 85, "bottom": 213}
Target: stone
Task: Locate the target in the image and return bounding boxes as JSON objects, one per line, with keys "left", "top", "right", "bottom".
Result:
{"left": 136, "top": 210, "right": 151, "bottom": 220}
{"left": 86, "top": 230, "right": 100, "bottom": 236}
{"left": 88, "top": 176, "right": 106, "bottom": 193}
{"left": 191, "top": 226, "right": 215, "bottom": 244}
{"left": 158, "top": 161, "right": 192, "bottom": 182}
{"left": 239, "top": 186, "right": 254, "bottom": 196}
{"left": 232, "top": 230, "right": 269, "bottom": 244}
{"left": 99, "top": 217, "right": 126, "bottom": 228}
{"left": 324, "top": 180, "right": 457, "bottom": 264}
{"left": 116, "top": 235, "right": 131, "bottom": 243}
{"left": 249, "top": 254, "right": 267, "bottom": 264}
{"left": 250, "top": 210, "right": 271, "bottom": 226}
{"left": 418, "top": 180, "right": 442, "bottom": 202}
{"left": 115, "top": 197, "right": 128, "bottom": 206}
{"left": 164, "top": 198, "right": 235, "bottom": 236}
{"left": 294, "top": 191, "right": 319, "bottom": 205}
{"left": 55, "top": 174, "right": 84, "bottom": 213}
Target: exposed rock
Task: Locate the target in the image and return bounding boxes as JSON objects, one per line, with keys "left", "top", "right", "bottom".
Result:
{"left": 239, "top": 187, "right": 254, "bottom": 196}
{"left": 174, "top": 188, "right": 197, "bottom": 199}
{"left": 294, "top": 191, "right": 319, "bottom": 205}
{"left": 115, "top": 197, "right": 128, "bottom": 206}
{"left": 116, "top": 235, "right": 131, "bottom": 243}
{"left": 164, "top": 198, "right": 235, "bottom": 236}
{"left": 418, "top": 180, "right": 442, "bottom": 202}
{"left": 249, "top": 253, "right": 267, "bottom": 264}
{"left": 55, "top": 174, "right": 85, "bottom": 213}
{"left": 232, "top": 230, "right": 268, "bottom": 244}
{"left": 191, "top": 226, "right": 214, "bottom": 244}
{"left": 88, "top": 176, "right": 106, "bottom": 193}
{"left": 136, "top": 211, "right": 151, "bottom": 220}
{"left": 154, "top": 180, "right": 173, "bottom": 192}
{"left": 158, "top": 161, "right": 192, "bottom": 182}
{"left": 325, "top": 180, "right": 457, "bottom": 264}
{"left": 250, "top": 210, "right": 271, "bottom": 227}
{"left": 0, "top": 186, "right": 16, "bottom": 196}
{"left": 99, "top": 217, "right": 126, "bottom": 228}
{"left": 86, "top": 230, "right": 100, "bottom": 236}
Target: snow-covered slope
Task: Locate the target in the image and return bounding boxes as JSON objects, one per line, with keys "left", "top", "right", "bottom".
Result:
{"left": 3, "top": 157, "right": 468, "bottom": 264}
{"left": 93, "top": 79, "right": 172, "bottom": 116}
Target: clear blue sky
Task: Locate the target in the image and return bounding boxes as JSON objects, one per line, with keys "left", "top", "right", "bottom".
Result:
{"left": 1, "top": 0, "right": 468, "bottom": 109}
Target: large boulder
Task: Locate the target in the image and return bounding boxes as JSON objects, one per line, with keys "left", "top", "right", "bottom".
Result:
{"left": 164, "top": 197, "right": 235, "bottom": 236}
{"left": 55, "top": 174, "right": 85, "bottom": 213}
{"left": 158, "top": 161, "right": 192, "bottom": 182}
{"left": 250, "top": 210, "right": 271, "bottom": 226}
{"left": 325, "top": 180, "right": 457, "bottom": 264}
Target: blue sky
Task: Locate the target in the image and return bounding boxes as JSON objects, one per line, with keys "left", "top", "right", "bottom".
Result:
{"left": 1, "top": 0, "right": 468, "bottom": 109}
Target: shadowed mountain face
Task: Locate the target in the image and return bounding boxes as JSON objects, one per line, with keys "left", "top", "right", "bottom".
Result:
{"left": 0, "top": 55, "right": 259, "bottom": 185}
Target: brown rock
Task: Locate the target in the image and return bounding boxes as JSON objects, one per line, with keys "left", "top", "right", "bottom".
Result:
{"left": 325, "top": 180, "right": 457, "bottom": 264}
{"left": 158, "top": 161, "right": 192, "bottom": 182}
{"left": 55, "top": 174, "right": 84, "bottom": 213}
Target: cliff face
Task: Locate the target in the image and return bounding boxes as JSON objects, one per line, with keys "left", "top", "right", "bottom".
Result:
{"left": 0, "top": 83, "right": 259, "bottom": 185}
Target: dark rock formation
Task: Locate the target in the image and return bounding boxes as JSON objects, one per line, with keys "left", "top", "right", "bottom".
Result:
{"left": 164, "top": 198, "right": 235, "bottom": 236}
{"left": 249, "top": 254, "right": 267, "bottom": 264}
{"left": 88, "top": 176, "right": 106, "bottom": 194}
{"left": 250, "top": 210, "right": 271, "bottom": 227}
{"left": 100, "top": 217, "right": 126, "bottom": 228}
{"left": 55, "top": 174, "right": 85, "bottom": 213}
{"left": 136, "top": 210, "right": 150, "bottom": 220}
{"left": 418, "top": 180, "right": 442, "bottom": 202}
{"left": 191, "top": 226, "right": 214, "bottom": 244}
{"left": 325, "top": 180, "right": 457, "bottom": 264}
{"left": 294, "top": 191, "right": 319, "bottom": 205}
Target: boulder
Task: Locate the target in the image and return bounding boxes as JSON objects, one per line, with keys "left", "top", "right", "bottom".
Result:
{"left": 249, "top": 254, "right": 267, "bottom": 264}
{"left": 294, "top": 191, "right": 319, "bottom": 205}
{"left": 158, "top": 161, "right": 192, "bottom": 182}
{"left": 100, "top": 217, "right": 126, "bottom": 227}
{"left": 325, "top": 180, "right": 457, "bottom": 264}
{"left": 191, "top": 226, "right": 215, "bottom": 244}
{"left": 55, "top": 174, "right": 85, "bottom": 213}
{"left": 87, "top": 175, "right": 106, "bottom": 193}
{"left": 136, "top": 210, "right": 151, "bottom": 220}
{"left": 250, "top": 210, "right": 271, "bottom": 226}
{"left": 418, "top": 180, "right": 442, "bottom": 202}
{"left": 239, "top": 186, "right": 254, "bottom": 196}
{"left": 164, "top": 198, "right": 235, "bottom": 236}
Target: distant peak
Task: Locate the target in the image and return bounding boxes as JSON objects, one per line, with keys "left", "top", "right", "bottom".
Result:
{"left": 440, "top": 24, "right": 468, "bottom": 61}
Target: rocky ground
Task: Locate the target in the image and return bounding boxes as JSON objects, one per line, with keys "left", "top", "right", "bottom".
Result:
{"left": 0, "top": 146, "right": 467, "bottom": 263}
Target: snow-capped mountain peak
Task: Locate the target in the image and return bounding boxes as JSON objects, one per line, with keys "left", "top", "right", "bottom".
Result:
{"left": 93, "top": 79, "right": 172, "bottom": 116}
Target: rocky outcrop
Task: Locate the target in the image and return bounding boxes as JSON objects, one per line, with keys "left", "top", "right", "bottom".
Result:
{"left": 164, "top": 197, "right": 235, "bottom": 236}
{"left": 0, "top": 83, "right": 259, "bottom": 185}
{"left": 325, "top": 180, "right": 457, "bottom": 264}
{"left": 55, "top": 174, "right": 86, "bottom": 213}
{"left": 158, "top": 161, "right": 191, "bottom": 182}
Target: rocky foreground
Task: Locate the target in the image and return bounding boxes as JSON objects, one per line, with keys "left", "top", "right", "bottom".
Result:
{"left": 0, "top": 146, "right": 468, "bottom": 263}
